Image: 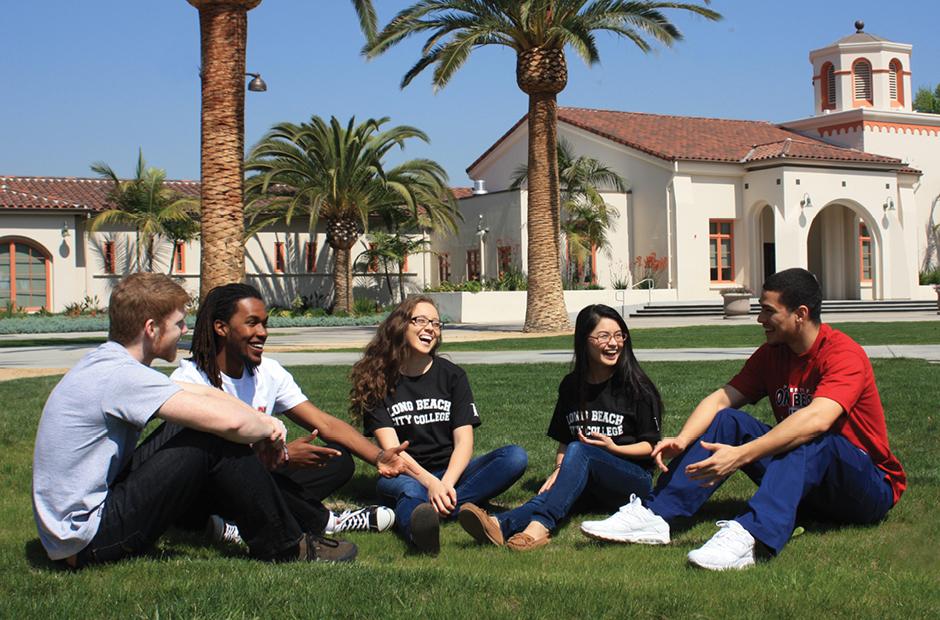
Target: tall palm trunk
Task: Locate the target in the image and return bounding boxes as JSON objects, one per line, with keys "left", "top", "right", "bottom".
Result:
{"left": 189, "top": 0, "right": 260, "bottom": 300}
{"left": 327, "top": 216, "right": 363, "bottom": 313}
{"left": 517, "top": 47, "right": 570, "bottom": 332}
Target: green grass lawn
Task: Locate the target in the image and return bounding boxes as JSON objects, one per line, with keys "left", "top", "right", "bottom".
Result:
{"left": 436, "top": 321, "right": 940, "bottom": 351}
{"left": 3, "top": 360, "right": 938, "bottom": 618}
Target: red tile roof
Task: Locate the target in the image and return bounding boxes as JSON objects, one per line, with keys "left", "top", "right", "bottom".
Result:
{"left": 451, "top": 187, "right": 474, "bottom": 199}
{"left": 0, "top": 176, "right": 201, "bottom": 211}
{"left": 467, "top": 107, "right": 905, "bottom": 172}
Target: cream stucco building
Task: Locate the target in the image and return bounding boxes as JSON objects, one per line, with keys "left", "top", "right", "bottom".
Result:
{"left": 435, "top": 24, "right": 939, "bottom": 306}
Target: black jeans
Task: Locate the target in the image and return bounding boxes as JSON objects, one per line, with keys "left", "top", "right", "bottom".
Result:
{"left": 272, "top": 442, "right": 355, "bottom": 534}
{"left": 75, "top": 427, "right": 303, "bottom": 566}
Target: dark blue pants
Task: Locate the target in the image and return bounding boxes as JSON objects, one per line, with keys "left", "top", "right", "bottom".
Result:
{"left": 376, "top": 444, "right": 528, "bottom": 543}
{"left": 77, "top": 428, "right": 304, "bottom": 566}
{"left": 647, "top": 408, "right": 894, "bottom": 554}
{"left": 497, "top": 442, "right": 651, "bottom": 537}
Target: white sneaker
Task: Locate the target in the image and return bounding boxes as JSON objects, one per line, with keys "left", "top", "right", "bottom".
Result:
{"left": 325, "top": 506, "right": 395, "bottom": 534}
{"left": 687, "top": 520, "right": 756, "bottom": 571}
{"left": 579, "top": 494, "right": 670, "bottom": 544}
{"left": 207, "top": 515, "right": 244, "bottom": 546}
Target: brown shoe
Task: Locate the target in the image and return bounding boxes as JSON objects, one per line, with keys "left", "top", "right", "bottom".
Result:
{"left": 506, "top": 531, "right": 551, "bottom": 552}
{"left": 458, "top": 503, "right": 504, "bottom": 547}
{"left": 299, "top": 534, "right": 358, "bottom": 562}
{"left": 410, "top": 502, "right": 440, "bottom": 555}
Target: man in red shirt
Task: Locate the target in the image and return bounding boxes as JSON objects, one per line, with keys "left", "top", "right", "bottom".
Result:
{"left": 580, "top": 268, "right": 905, "bottom": 570}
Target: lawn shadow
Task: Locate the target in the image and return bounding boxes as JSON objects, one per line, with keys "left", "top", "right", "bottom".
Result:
{"left": 24, "top": 538, "right": 60, "bottom": 570}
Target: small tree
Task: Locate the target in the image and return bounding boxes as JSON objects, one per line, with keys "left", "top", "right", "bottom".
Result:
{"left": 913, "top": 84, "right": 940, "bottom": 113}
{"left": 89, "top": 150, "right": 199, "bottom": 272}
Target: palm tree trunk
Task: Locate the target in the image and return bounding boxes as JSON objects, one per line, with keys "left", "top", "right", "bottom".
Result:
{"left": 189, "top": 0, "right": 260, "bottom": 299}
{"left": 332, "top": 244, "right": 352, "bottom": 313}
{"left": 397, "top": 261, "right": 405, "bottom": 304}
{"left": 517, "top": 47, "right": 571, "bottom": 332}
{"left": 522, "top": 92, "right": 570, "bottom": 332}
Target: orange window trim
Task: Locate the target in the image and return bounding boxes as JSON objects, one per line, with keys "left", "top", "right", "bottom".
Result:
{"left": 2, "top": 238, "right": 52, "bottom": 311}
{"left": 709, "top": 219, "right": 735, "bottom": 283}
{"left": 859, "top": 224, "right": 873, "bottom": 283}
{"left": 274, "top": 242, "right": 286, "bottom": 273}
{"left": 305, "top": 241, "right": 317, "bottom": 272}
{"left": 103, "top": 241, "right": 116, "bottom": 274}
{"left": 173, "top": 242, "right": 186, "bottom": 273}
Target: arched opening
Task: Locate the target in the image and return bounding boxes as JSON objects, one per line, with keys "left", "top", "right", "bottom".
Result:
{"left": 820, "top": 62, "right": 836, "bottom": 110}
{"left": 889, "top": 59, "right": 904, "bottom": 107}
{"left": 758, "top": 204, "right": 776, "bottom": 282}
{"left": 806, "top": 203, "right": 878, "bottom": 300}
{"left": 0, "top": 237, "right": 53, "bottom": 311}
{"left": 852, "top": 59, "right": 873, "bottom": 107}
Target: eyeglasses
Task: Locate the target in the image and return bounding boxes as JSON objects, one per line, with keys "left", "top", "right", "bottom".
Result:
{"left": 588, "top": 331, "right": 626, "bottom": 344}
{"left": 410, "top": 316, "right": 444, "bottom": 330}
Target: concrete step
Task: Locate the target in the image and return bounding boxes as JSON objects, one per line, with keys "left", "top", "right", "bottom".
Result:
{"left": 630, "top": 299, "right": 937, "bottom": 317}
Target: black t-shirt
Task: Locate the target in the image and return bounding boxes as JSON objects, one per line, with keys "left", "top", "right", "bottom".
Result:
{"left": 363, "top": 357, "right": 481, "bottom": 472}
{"left": 547, "top": 373, "right": 662, "bottom": 469}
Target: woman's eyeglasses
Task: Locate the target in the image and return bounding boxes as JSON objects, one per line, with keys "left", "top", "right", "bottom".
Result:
{"left": 588, "top": 331, "right": 626, "bottom": 344}
{"left": 410, "top": 316, "right": 444, "bottom": 330}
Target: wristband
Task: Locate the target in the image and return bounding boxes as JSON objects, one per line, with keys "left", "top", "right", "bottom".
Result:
{"left": 375, "top": 448, "right": 386, "bottom": 465}
{"left": 552, "top": 463, "right": 562, "bottom": 471}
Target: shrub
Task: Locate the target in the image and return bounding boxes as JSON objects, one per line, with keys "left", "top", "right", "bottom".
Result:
{"left": 919, "top": 267, "right": 940, "bottom": 285}
{"left": 352, "top": 297, "right": 378, "bottom": 316}
{"left": 633, "top": 252, "right": 669, "bottom": 289}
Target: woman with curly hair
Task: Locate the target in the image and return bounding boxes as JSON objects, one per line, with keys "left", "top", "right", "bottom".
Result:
{"left": 457, "top": 304, "right": 662, "bottom": 551}
{"left": 349, "top": 295, "right": 527, "bottom": 554}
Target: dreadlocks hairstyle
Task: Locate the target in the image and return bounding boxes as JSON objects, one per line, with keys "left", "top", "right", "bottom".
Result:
{"left": 190, "top": 283, "right": 265, "bottom": 388}
{"left": 349, "top": 295, "right": 442, "bottom": 422}
{"left": 571, "top": 304, "right": 663, "bottom": 418}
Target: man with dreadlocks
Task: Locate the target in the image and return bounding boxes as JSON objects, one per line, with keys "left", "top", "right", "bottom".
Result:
{"left": 170, "top": 283, "right": 408, "bottom": 546}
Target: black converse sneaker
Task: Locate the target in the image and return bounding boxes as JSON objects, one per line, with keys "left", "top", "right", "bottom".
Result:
{"left": 326, "top": 506, "right": 396, "bottom": 534}
{"left": 206, "top": 515, "right": 245, "bottom": 546}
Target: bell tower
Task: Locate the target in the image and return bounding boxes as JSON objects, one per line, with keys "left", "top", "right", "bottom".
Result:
{"left": 809, "top": 21, "right": 912, "bottom": 116}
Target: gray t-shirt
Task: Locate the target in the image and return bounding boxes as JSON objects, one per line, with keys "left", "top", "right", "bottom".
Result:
{"left": 32, "top": 341, "right": 182, "bottom": 560}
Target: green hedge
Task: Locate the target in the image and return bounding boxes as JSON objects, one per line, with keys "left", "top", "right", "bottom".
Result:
{"left": 0, "top": 313, "right": 388, "bottom": 335}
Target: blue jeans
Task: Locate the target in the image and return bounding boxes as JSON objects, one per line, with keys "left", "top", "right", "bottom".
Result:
{"left": 376, "top": 444, "right": 528, "bottom": 543}
{"left": 496, "top": 441, "right": 652, "bottom": 537}
{"left": 647, "top": 408, "right": 895, "bottom": 554}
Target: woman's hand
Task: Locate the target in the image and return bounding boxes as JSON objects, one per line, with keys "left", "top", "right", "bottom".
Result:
{"left": 578, "top": 429, "right": 615, "bottom": 450}
{"left": 426, "top": 478, "right": 457, "bottom": 516}
{"left": 286, "top": 430, "right": 342, "bottom": 468}
{"left": 376, "top": 441, "right": 410, "bottom": 478}
{"left": 538, "top": 467, "right": 560, "bottom": 494}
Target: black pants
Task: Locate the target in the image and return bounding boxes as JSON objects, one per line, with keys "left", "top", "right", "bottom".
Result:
{"left": 271, "top": 442, "right": 355, "bottom": 534}
{"left": 75, "top": 427, "right": 304, "bottom": 566}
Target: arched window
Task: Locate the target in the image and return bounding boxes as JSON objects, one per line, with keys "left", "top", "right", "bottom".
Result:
{"left": 0, "top": 238, "right": 51, "bottom": 311}
{"left": 853, "top": 59, "right": 872, "bottom": 105}
{"left": 820, "top": 62, "right": 836, "bottom": 110}
{"left": 889, "top": 59, "right": 904, "bottom": 105}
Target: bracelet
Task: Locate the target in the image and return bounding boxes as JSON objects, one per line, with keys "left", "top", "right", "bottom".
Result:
{"left": 376, "top": 448, "right": 386, "bottom": 465}
{"left": 552, "top": 463, "right": 562, "bottom": 471}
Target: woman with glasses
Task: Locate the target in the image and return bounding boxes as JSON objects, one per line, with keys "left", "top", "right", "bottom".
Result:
{"left": 458, "top": 304, "right": 662, "bottom": 551}
{"left": 349, "top": 295, "right": 527, "bottom": 554}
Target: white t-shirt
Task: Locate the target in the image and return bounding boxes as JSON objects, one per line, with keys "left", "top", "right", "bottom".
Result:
{"left": 171, "top": 357, "right": 307, "bottom": 415}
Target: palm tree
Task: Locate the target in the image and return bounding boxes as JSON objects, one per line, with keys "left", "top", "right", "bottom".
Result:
{"left": 355, "top": 230, "right": 433, "bottom": 304}
{"left": 89, "top": 151, "right": 199, "bottom": 272}
{"left": 187, "top": 0, "right": 379, "bottom": 300}
{"left": 245, "top": 115, "right": 457, "bottom": 313}
{"left": 365, "top": 0, "right": 720, "bottom": 331}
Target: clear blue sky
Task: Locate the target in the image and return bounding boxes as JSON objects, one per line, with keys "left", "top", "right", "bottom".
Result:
{"left": 2, "top": 1, "right": 938, "bottom": 187}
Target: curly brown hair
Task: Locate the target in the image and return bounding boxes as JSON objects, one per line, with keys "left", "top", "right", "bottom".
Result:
{"left": 349, "top": 295, "right": 442, "bottom": 421}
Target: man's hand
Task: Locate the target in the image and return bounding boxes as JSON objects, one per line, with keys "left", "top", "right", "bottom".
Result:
{"left": 253, "top": 438, "right": 287, "bottom": 471}
{"left": 651, "top": 436, "right": 689, "bottom": 473}
{"left": 286, "top": 430, "right": 342, "bottom": 468}
{"left": 538, "top": 467, "right": 560, "bottom": 494}
{"left": 684, "top": 441, "right": 747, "bottom": 487}
{"left": 427, "top": 478, "right": 457, "bottom": 516}
{"left": 376, "top": 441, "right": 410, "bottom": 478}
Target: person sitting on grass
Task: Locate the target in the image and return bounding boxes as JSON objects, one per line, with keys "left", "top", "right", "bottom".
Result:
{"left": 458, "top": 304, "right": 662, "bottom": 551}
{"left": 580, "top": 268, "right": 907, "bottom": 571}
{"left": 170, "top": 283, "right": 407, "bottom": 544}
{"left": 349, "top": 295, "right": 528, "bottom": 554}
{"left": 32, "top": 273, "right": 355, "bottom": 567}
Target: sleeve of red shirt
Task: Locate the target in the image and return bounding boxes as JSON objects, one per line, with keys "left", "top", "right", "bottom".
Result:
{"left": 811, "top": 348, "right": 867, "bottom": 415}
{"left": 727, "top": 345, "right": 771, "bottom": 404}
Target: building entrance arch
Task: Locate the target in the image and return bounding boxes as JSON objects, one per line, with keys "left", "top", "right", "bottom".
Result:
{"left": 0, "top": 236, "right": 53, "bottom": 311}
{"left": 806, "top": 202, "right": 879, "bottom": 300}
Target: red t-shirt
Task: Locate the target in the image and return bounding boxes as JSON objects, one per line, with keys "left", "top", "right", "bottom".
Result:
{"left": 728, "top": 323, "right": 906, "bottom": 504}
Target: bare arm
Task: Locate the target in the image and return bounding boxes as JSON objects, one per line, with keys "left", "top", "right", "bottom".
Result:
{"left": 577, "top": 430, "right": 653, "bottom": 459}
{"left": 157, "top": 389, "right": 285, "bottom": 445}
{"left": 285, "top": 401, "right": 408, "bottom": 475}
{"left": 685, "top": 397, "right": 843, "bottom": 486}
{"left": 538, "top": 443, "right": 568, "bottom": 494}
{"left": 651, "top": 385, "right": 748, "bottom": 472}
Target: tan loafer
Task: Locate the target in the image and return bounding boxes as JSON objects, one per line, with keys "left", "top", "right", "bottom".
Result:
{"left": 458, "top": 503, "right": 504, "bottom": 546}
{"left": 506, "top": 531, "right": 552, "bottom": 552}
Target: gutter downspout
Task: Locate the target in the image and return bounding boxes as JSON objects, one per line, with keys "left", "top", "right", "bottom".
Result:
{"left": 666, "top": 161, "right": 677, "bottom": 290}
